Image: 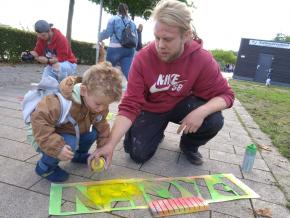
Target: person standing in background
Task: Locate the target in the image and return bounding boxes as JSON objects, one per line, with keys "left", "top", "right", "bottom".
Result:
{"left": 99, "top": 3, "right": 137, "bottom": 80}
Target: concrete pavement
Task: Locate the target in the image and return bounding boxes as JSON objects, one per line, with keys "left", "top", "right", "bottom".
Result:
{"left": 0, "top": 64, "right": 289, "bottom": 218}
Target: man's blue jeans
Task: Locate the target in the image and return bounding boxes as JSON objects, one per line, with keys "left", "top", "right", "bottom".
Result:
{"left": 37, "top": 128, "right": 97, "bottom": 171}
{"left": 42, "top": 61, "right": 77, "bottom": 82}
{"left": 106, "top": 47, "right": 135, "bottom": 80}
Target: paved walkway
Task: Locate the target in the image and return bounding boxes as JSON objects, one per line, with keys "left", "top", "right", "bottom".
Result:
{"left": 0, "top": 64, "right": 289, "bottom": 218}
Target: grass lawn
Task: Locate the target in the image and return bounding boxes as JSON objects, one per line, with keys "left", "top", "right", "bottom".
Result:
{"left": 229, "top": 79, "right": 290, "bottom": 159}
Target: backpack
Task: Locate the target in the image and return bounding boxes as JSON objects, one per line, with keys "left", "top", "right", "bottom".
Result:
{"left": 21, "top": 76, "right": 80, "bottom": 152}
{"left": 114, "top": 18, "right": 137, "bottom": 48}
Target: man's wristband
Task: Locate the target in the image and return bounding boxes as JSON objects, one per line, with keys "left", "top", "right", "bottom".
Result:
{"left": 47, "top": 57, "right": 50, "bottom": 64}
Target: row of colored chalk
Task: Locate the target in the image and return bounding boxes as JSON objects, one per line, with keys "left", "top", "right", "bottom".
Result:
{"left": 149, "top": 196, "right": 209, "bottom": 217}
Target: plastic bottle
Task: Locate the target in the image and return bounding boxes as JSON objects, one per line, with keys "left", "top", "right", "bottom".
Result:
{"left": 241, "top": 144, "right": 257, "bottom": 172}
{"left": 90, "top": 157, "right": 106, "bottom": 173}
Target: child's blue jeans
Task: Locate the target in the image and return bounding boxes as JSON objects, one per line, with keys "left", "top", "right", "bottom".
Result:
{"left": 37, "top": 128, "right": 97, "bottom": 172}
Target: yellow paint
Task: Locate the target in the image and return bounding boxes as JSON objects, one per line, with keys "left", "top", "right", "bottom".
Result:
{"left": 86, "top": 182, "right": 142, "bottom": 208}
{"left": 106, "top": 112, "right": 114, "bottom": 120}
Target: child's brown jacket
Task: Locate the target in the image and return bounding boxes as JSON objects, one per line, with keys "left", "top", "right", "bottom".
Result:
{"left": 31, "top": 76, "right": 110, "bottom": 158}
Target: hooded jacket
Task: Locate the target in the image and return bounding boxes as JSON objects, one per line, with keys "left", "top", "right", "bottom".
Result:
{"left": 100, "top": 15, "right": 138, "bottom": 47}
{"left": 31, "top": 76, "right": 110, "bottom": 158}
{"left": 34, "top": 28, "right": 77, "bottom": 63}
{"left": 118, "top": 39, "right": 235, "bottom": 122}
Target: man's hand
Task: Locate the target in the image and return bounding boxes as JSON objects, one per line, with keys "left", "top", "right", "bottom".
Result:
{"left": 177, "top": 108, "right": 207, "bottom": 134}
{"left": 177, "top": 97, "right": 228, "bottom": 135}
{"left": 87, "top": 144, "right": 114, "bottom": 170}
{"left": 57, "top": 144, "right": 74, "bottom": 161}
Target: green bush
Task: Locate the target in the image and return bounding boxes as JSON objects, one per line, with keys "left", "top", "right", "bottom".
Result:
{"left": 210, "top": 49, "right": 237, "bottom": 70}
{"left": 71, "top": 40, "right": 96, "bottom": 65}
{"left": 0, "top": 26, "right": 96, "bottom": 64}
{"left": 0, "top": 26, "right": 35, "bottom": 63}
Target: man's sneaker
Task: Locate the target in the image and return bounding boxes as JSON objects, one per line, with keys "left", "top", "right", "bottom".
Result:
{"left": 180, "top": 143, "right": 203, "bottom": 165}
{"left": 71, "top": 153, "right": 90, "bottom": 164}
{"left": 183, "top": 150, "right": 203, "bottom": 165}
{"left": 35, "top": 163, "right": 69, "bottom": 182}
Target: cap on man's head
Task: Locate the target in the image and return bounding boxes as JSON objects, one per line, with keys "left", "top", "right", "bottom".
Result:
{"left": 34, "top": 20, "right": 53, "bottom": 33}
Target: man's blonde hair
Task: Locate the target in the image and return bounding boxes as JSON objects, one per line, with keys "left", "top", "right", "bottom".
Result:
{"left": 82, "top": 62, "right": 122, "bottom": 102}
{"left": 151, "top": 0, "right": 198, "bottom": 39}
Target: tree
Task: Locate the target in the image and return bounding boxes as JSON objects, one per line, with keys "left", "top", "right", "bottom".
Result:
{"left": 210, "top": 49, "right": 237, "bottom": 69}
{"left": 66, "top": 0, "right": 75, "bottom": 44}
{"left": 274, "top": 33, "right": 286, "bottom": 42}
{"left": 65, "top": 0, "right": 191, "bottom": 43}
{"left": 274, "top": 33, "right": 290, "bottom": 42}
{"left": 89, "top": 0, "right": 190, "bottom": 20}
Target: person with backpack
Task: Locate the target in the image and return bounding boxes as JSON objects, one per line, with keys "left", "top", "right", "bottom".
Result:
{"left": 89, "top": 0, "right": 234, "bottom": 168}
{"left": 21, "top": 20, "right": 77, "bottom": 82}
{"left": 99, "top": 3, "right": 138, "bottom": 80}
{"left": 28, "top": 62, "right": 122, "bottom": 182}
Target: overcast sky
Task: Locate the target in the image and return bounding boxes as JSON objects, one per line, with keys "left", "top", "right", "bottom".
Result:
{"left": 1, "top": 0, "right": 290, "bottom": 51}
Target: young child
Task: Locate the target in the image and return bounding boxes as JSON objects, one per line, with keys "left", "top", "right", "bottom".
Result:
{"left": 31, "top": 62, "right": 122, "bottom": 182}
{"left": 265, "top": 72, "right": 271, "bottom": 87}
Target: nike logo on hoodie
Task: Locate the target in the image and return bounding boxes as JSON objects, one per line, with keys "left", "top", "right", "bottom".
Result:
{"left": 150, "top": 73, "right": 186, "bottom": 93}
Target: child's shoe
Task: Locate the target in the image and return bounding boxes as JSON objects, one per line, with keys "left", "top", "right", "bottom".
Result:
{"left": 35, "top": 163, "right": 69, "bottom": 182}
{"left": 71, "top": 152, "right": 90, "bottom": 164}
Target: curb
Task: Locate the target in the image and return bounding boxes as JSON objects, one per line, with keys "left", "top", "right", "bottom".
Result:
{"left": 233, "top": 99, "right": 290, "bottom": 203}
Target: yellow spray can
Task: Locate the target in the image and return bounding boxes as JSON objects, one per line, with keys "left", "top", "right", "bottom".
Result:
{"left": 90, "top": 157, "right": 106, "bottom": 172}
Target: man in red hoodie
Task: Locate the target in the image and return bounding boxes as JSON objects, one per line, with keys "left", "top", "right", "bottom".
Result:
{"left": 88, "top": 0, "right": 235, "bottom": 167}
{"left": 21, "top": 20, "right": 77, "bottom": 82}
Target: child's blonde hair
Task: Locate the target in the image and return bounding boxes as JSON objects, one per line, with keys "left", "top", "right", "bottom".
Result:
{"left": 82, "top": 62, "right": 122, "bottom": 101}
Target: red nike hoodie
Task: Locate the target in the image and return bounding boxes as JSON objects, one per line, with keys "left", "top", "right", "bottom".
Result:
{"left": 119, "top": 39, "right": 235, "bottom": 122}
{"left": 34, "top": 28, "right": 77, "bottom": 63}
